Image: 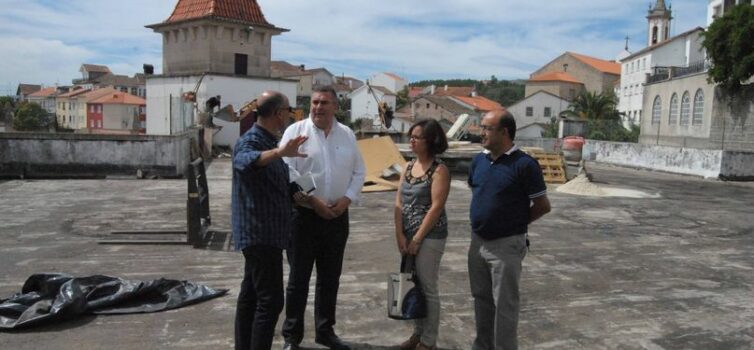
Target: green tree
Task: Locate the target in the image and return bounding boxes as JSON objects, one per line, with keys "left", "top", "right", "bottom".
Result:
{"left": 13, "top": 102, "right": 50, "bottom": 131}
{"left": 701, "top": 4, "right": 754, "bottom": 96}
{"left": 335, "top": 97, "right": 351, "bottom": 125}
{"left": 561, "top": 91, "right": 637, "bottom": 142}
{"left": 0, "top": 96, "right": 15, "bottom": 126}
{"left": 542, "top": 117, "right": 559, "bottom": 138}
{"left": 396, "top": 86, "right": 409, "bottom": 110}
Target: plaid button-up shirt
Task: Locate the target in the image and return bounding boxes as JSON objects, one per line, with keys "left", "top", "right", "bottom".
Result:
{"left": 231, "top": 124, "right": 292, "bottom": 250}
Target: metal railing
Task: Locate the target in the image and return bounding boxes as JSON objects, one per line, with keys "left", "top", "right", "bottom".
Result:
{"left": 646, "top": 61, "right": 708, "bottom": 84}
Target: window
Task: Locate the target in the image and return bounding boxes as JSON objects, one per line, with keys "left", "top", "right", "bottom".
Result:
{"left": 426, "top": 103, "right": 430, "bottom": 109}
{"left": 526, "top": 107, "right": 533, "bottom": 117}
{"left": 234, "top": 53, "right": 248, "bottom": 75}
{"left": 668, "top": 93, "right": 678, "bottom": 124}
{"left": 651, "top": 96, "right": 661, "bottom": 125}
{"left": 544, "top": 107, "right": 551, "bottom": 117}
{"left": 680, "top": 91, "right": 691, "bottom": 126}
{"left": 692, "top": 89, "right": 704, "bottom": 125}
{"left": 642, "top": 58, "right": 646, "bottom": 70}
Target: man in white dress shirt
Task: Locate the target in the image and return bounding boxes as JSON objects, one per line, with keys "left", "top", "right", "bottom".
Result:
{"left": 280, "top": 86, "right": 366, "bottom": 350}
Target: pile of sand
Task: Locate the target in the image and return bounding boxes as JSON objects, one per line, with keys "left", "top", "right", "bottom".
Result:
{"left": 556, "top": 174, "right": 660, "bottom": 198}
{"left": 556, "top": 174, "right": 607, "bottom": 196}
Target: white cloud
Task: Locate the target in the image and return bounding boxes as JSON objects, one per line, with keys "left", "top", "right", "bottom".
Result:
{"left": 0, "top": 0, "right": 709, "bottom": 93}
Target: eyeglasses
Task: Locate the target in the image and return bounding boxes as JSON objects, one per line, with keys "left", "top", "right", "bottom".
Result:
{"left": 409, "top": 135, "right": 425, "bottom": 141}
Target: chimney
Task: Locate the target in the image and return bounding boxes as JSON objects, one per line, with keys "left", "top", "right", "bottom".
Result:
{"left": 444, "top": 85, "right": 448, "bottom": 91}
{"left": 430, "top": 85, "right": 435, "bottom": 95}
{"left": 471, "top": 91, "right": 477, "bottom": 97}
{"left": 299, "top": 64, "right": 305, "bottom": 71}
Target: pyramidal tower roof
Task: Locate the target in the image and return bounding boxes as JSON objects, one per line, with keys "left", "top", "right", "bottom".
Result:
{"left": 148, "top": 0, "right": 286, "bottom": 30}
{"left": 647, "top": 0, "right": 672, "bottom": 18}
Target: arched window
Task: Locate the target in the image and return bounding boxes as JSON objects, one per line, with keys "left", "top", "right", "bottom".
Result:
{"left": 652, "top": 26, "right": 658, "bottom": 44}
{"left": 652, "top": 95, "right": 662, "bottom": 125}
{"left": 679, "top": 92, "right": 691, "bottom": 126}
{"left": 668, "top": 93, "right": 678, "bottom": 124}
{"left": 693, "top": 89, "right": 704, "bottom": 125}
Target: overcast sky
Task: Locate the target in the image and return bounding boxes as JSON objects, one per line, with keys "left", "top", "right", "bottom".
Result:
{"left": 0, "top": 0, "right": 708, "bottom": 95}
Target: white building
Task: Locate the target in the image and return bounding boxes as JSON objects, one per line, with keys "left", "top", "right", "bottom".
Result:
{"left": 618, "top": 27, "right": 705, "bottom": 126}
{"left": 639, "top": 0, "right": 754, "bottom": 151}
{"left": 506, "top": 90, "right": 570, "bottom": 130}
{"left": 349, "top": 84, "right": 396, "bottom": 128}
{"left": 617, "top": 0, "right": 706, "bottom": 127}
{"left": 368, "top": 72, "right": 407, "bottom": 94}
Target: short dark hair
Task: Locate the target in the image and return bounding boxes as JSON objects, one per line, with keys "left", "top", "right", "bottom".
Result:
{"left": 409, "top": 119, "right": 448, "bottom": 155}
{"left": 312, "top": 85, "right": 338, "bottom": 101}
{"left": 256, "top": 93, "right": 287, "bottom": 118}
{"left": 497, "top": 109, "right": 517, "bottom": 140}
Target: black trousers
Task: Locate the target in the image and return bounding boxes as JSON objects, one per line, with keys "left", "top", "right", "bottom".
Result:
{"left": 235, "top": 245, "right": 284, "bottom": 350}
{"left": 282, "top": 207, "right": 350, "bottom": 343}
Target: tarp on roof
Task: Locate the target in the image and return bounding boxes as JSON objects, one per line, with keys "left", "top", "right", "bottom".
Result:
{"left": 357, "top": 136, "right": 407, "bottom": 192}
{"left": 0, "top": 273, "right": 227, "bottom": 330}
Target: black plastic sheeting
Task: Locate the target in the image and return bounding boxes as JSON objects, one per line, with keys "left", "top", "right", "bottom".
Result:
{"left": 0, "top": 273, "right": 228, "bottom": 330}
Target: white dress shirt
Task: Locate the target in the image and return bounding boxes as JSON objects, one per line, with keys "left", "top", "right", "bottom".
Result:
{"left": 280, "top": 117, "right": 366, "bottom": 206}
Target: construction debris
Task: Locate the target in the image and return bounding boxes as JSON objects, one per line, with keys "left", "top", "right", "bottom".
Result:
{"left": 357, "top": 136, "right": 408, "bottom": 192}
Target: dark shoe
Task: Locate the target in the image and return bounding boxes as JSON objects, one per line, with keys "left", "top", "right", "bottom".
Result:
{"left": 315, "top": 333, "right": 351, "bottom": 350}
{"left": 399, "top": 334, "right": 420, "bottom": 350}
{"left": 283, "top": 342, "right": 300, "bottom": 350}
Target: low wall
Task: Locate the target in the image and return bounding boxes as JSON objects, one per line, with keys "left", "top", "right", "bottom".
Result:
{"left": 720, "top": 151, "right": 754, "bottom": 181}
{"left": 0, "top": 131, "right": 194, "bottom": 178}
{"left": 582, "top": 140, "right": 754, "bottom": 180}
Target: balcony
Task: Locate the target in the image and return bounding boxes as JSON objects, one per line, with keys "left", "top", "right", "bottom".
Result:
{"left": 646, "top": 61, "right": 709, "bottom": 84}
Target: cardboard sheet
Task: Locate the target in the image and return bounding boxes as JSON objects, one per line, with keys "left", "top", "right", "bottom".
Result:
{"left": 357, "top": 136, "right": 407, "bottom": 192}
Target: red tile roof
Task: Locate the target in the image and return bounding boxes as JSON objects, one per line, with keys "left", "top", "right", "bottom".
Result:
{"left": 164, "top": 0, "right": 272, "bottom": 27}
{"left": 453, "top": 96, "right": 503, "bottom": 112}
{"left": 382, "top": 72, "right": 406, "bottom": 81}
{"left": 89, "top": 91, "right": 146, "bottom": 105}
{"left": 27, "top": 87, "right": 58, "bottom": 98}
{"left": 568, "top": 52, "right": 621, "bottom": 75}
{"left": 433, "top": 86, "right": 474, "bottom": 97}
{"left": 57, "top": 88, "right": 91, "bottom": 98}
{"left": 529, "top": 71, "right": 583, "bottom": 84}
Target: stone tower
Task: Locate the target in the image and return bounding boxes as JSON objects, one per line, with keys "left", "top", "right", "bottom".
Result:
{"left": 647, "top": 0, "right": 673, "bottom": 46}
{"left": 146, "top": 0, "right": 288, "bottom": 77}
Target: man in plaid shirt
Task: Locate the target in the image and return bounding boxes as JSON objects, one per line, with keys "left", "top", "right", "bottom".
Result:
{"left": 231, "top": 91, "right": 308, "bottom": 350}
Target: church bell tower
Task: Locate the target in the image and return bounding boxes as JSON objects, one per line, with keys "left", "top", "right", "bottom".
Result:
{"left": 647, "top": 0, "right": 673, "bottom": 46}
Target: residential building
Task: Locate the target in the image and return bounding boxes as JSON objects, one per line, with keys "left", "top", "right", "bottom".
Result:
{"left": 69, "top": 87, "right": 120, "bottom": 129}
{"left": 87, "top": 92, "right": 146, "bottom": 133}
{"left": 349, "top": 84, "right": 396, "bottom": 128}
{"left": 55, "top": 88, "right": 90, "bottom": 129}
{"left": 369, "top": 72, "right": 407, "bottom": 94}
{"left": 526, "top": 52, "right": 620, "bottom": 100}
{"left": 145, "top": 0, "right": 297, "bottom": 147}
{"left": 16, "top": 84, "right": 41, "bottom": 101}
{"left": 506, "top": 90, "right": 570, "bottom": 133}
{"left": 271, "top": 61, "right": 314, "bottom": 100}
{"left": 526, "top": 72, "right": 585, "bottom": 102}
{"left": 73, "top": 64, "right": 147, "bottom": 98}
{"left": 407, "top": 95, "right": 473, "bottom": 123}
{"left": 26, "top": 87, "right": 59, "bottom": 115}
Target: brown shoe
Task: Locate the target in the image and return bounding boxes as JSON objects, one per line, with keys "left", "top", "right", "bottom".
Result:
{"left": 399, "top": 334, "right": 420, "bottom": 350}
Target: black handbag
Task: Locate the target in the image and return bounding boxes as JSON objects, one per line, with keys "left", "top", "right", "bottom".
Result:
{"left": 387, "top": 255, "right": 427, "bottom": 320}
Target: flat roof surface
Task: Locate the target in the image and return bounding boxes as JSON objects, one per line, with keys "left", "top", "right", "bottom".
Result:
{"left": 1, "top": 160, "right": 753, "bottom": 349}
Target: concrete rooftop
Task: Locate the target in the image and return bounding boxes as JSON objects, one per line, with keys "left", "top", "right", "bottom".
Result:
{"left": 1, "top": 159, "right": 753, "bottom": 349}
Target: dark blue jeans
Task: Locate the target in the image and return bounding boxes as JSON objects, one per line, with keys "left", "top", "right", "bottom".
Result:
{"left": 282, "top": 207, "right": 349, "bottom": 344}
{"left": 235, "top": 245, "right": 284, "bottom": 350}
